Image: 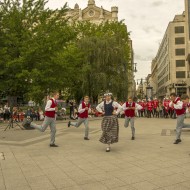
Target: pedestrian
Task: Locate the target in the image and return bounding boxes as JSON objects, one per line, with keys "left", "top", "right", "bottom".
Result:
{"left": 96, "top": 93, "right": 122, "bottom": 152}
{"left": 23, "top": 91, "right": 59, "bottom": 147}
{"left": 122, "top": 96, "right": 142, "bottom": 140}
{"left": 68, "top": 96, "right": 91, "bottom": 140}
{"left": 169, "top": 93, "right": 190, "bottom": 144}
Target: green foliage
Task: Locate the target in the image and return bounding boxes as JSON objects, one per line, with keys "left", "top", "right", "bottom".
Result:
{"left": 0, "top": 1, "right": 132, "bottom": 104}
{"left": 72, "top": 21, "right": 131, "bottom": 100}
{"left": 0, "top": 0, "right": 76, "bottom": 103}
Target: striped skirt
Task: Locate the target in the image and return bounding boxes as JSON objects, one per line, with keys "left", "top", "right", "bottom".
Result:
{"left": 99, "top": 115, "right": 119, "bottom": 144}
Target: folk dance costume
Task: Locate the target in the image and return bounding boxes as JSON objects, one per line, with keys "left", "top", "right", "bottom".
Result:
{"left": 147, "top": 99, "right": 153, "bottom": 118}
{"left": 122, "top": 102, "right": 142, "bottom": 140}
{"left": 23, "top": 94, "right": 59, "bottom": 147}
{"left": 68, "top": 101, "right": 91, "bottom": 140}
{"left": 153, "top": 98, "right": 159, "bottom": 117}
{"left": 96, "top": 95, "right": 122, "bottom": 152}
{"left": 163, "top": 98, "right": 170, "bottom": 118}
{"left": 169, "top": 96, "right": 190, "bottom": 144}
{"left": 141, "top": 100, "right": 146, "bottom": 117}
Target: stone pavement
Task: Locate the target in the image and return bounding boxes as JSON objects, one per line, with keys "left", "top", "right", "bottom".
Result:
{"left": 1, "top": 117, "right": 190, "bottom": 190}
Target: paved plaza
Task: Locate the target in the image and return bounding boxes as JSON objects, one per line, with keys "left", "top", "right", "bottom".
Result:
{"left": 1, "top": 117, "right": 190, "bottom": 190}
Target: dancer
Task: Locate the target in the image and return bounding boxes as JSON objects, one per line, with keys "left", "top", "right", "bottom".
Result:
{"left": 169, "top": 93, "right": 190, "bottom": 144}
{"left": 122, "top": 97, "right": 142, "bottom": 140}
{"left": 68, "top": 96, "right": 91, "bottom": 140}
{"left": 96, "top": 93, "right": 122, "bottom": 152}
{"left": 23, "top": 91, "right": 59, "bottom": 147}
{"left": 181, "top": 94, "right": 190, "bottom": 129}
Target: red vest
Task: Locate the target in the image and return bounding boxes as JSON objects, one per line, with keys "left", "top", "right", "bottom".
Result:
{"left": 142, "top": 102, "right": 147, "bottom": 110}
{"left": 78, "top": 101, "right": 90, "bottom": 118}
{"left": 45, "top": 99, "right": 57, "bottom": 118}
{"left": 163, "top": 100, "right": 170, "bottom": 111}
{"left": 147, "top": 101, "right": 153, "bottom": 111}
{"left": 125, "top": 102, "right": 135, "bottom": 117}
{"left": 153, "top": 100, "right": 159, "bottom": 109}
{"left": 173, "top": 97, "right": 185, "bottom": 116}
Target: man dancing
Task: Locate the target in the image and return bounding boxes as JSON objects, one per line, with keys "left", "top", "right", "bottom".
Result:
{"left": 23, "top": 91, "right": 59, "bottom": 147}
{"left": 169, "top": 93, "right": 190, "bottom": 144}
{"left": 122, "top": 97, "right": 142, "bottom": 140}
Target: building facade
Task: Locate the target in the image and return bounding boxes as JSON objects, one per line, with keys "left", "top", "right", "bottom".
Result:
{"left": 68, "top": 0, "right": 118, "bottom": 24}
{"left": 151, "top": 1, "right": 190, "bottom": 98}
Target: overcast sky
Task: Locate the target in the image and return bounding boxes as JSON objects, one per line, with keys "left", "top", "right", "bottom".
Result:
{"left": 47, "top": 0, "right": 184, "bottom": 81}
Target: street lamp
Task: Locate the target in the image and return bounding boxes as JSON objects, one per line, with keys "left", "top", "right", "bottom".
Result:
{"left": 136, "top": 78, "right": 153, "bottom": 100}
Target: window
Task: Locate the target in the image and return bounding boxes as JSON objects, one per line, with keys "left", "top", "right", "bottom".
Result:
{"left": 177, "top": 88, "right": 187, "bottom": 96}
{"left": 175, "top": 48, "right": 185, "bottom": 56}
{"left": 175, "top": 37, "right": 185, "bottom": 45}
{"left": 176, "top": 60, "right": 185, "bottom": 67}
{"left": 176, "top": 71, "right": 186, "bottom": 78}
{"left": 175, "top": 26, "right": 184, "bottom": 33}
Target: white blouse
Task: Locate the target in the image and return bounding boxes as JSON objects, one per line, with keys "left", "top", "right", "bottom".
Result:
{"left": 96, "top": 100, "right": 122, "bottom": 115}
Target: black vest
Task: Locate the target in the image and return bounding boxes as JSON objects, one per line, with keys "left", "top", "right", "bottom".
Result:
{"left": 104, "top": 101, "right": 114, "bottom": 116}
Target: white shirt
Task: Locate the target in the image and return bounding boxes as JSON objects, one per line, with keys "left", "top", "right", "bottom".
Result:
{"left": 78, "top": 102, "right": 91, "bottom": 114}
{"left": 122, "top": 102, "right": 142, "bottom": 111}
{"left": 4, "top": 105, "right": 10, "bottom": 112}
{"left": 45, "top": 98, "right": 56, "bottom": 111}
{"left": 96, "top": 100, "right": 122, "bottom": 115}
{"left": 169, "top": 98, "right": 183, "bottom": 110}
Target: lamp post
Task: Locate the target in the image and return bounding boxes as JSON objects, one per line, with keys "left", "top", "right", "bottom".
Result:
{"left": 136, "top": 79, "right": 144, "bottom": 99}
{"left": 136, "top": 78, "right": 153, "bottom": 100}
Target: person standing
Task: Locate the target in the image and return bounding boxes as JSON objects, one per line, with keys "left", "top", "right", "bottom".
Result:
{"left": 169, "top": 93, "right": 190, "bottom": 144}
{"left": 122, "top": 97, "right": 142, "bottom": 140}
{"left": 153, "top": 98, "right": 159, "bottom": 117}
{"left": 163, "top": 98, "right": 170, "bottom": 118}
{"left": 137, "top": 100, "right": 142, "bottom": 117}
{"left": 96, "top": 93, "right": 122, "bottom": 152}
{"left": 3, "top": 103, "right": 10, "bottom": 123}
{"left": 147, "top": 99, "right": 153, "bottom": 118}
{"left": 23, "top": 91, "right": 59, "bottom": 147}
{"left": 68, "top": 96, "right": 91, "bottom": 140}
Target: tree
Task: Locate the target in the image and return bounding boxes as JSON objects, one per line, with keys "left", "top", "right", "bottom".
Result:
{"left": 73, "top": 21, "right": 131, "bottom": 101}
{"left": 0, "top": 1, "right": 132, "bottom": 104}
{"left": 0, "top": 0, "right": 76, "bottom": 104}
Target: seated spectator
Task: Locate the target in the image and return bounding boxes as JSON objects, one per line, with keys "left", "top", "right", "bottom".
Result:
{"left": 18, "top": 109, "right": 25, "bottom": 122}
{"left": 38, "top": 108, "right": 44, "bottom": 121}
